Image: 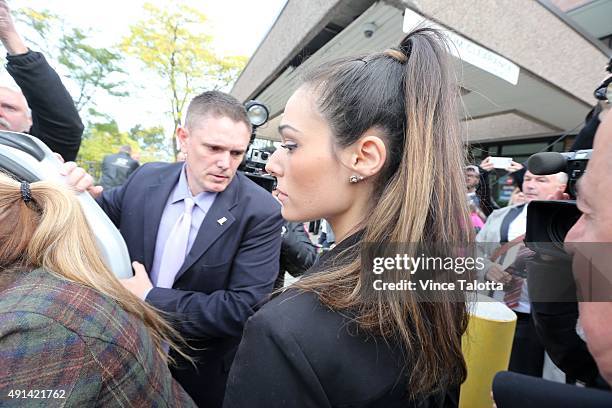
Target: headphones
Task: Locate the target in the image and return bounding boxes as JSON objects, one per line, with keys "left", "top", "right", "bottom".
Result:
{"left": 0, "top": 131, "right": 132, "bottom": 279}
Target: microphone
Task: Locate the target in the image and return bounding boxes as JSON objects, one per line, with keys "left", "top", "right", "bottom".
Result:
{"left": 526, "top": 152, "right": 567, "bottom": 175}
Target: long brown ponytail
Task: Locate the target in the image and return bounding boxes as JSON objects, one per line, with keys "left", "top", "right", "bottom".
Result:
{"left": 293, "top": 28, "right": 471, "bottom": 396}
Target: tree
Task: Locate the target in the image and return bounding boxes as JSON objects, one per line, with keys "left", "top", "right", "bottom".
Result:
{"left": 58, "top": 28, "right": 128, "bottom": 112}
{"left": 14, "top": 7, "right": 128, "bottom": 119}
{"left": 78, "top": 120, "right": 136, "bottom": 163}
{"left": 78, "top": 120, "right": 171, "bottom": 165}
{"left": 121, "top": 2, "right": 247, "bottom": 157}
{"left": 128, "top": 124, "right": 172, "bottom": 162}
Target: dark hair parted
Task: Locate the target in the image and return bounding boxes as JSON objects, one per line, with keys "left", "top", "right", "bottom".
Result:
{"left": 293, "top": 28, "right": 472, "bottom": 397}
{"left": 185, "top": 90, "right": 252, "bottom": 132}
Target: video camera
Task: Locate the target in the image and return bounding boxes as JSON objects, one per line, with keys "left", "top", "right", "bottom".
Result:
{"left": 524, "top": 56, "right": 612, "bottom": 258}
{"left": 524, "top": 150, "right": 591, "bottom": 259}
{"left": 240, "top": 100, "right": 276, "bottom": 193}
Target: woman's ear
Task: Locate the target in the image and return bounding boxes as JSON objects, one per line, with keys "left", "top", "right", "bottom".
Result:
{"left": 342, "top": 132, "right": 387, "bottom": 179}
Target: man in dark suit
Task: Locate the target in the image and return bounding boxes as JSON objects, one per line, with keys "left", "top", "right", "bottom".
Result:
{"left": 64, "top": 91, "right": 283, "bottom": 407}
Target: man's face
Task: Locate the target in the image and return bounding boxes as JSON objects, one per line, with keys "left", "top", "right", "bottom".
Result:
{"left": 0, "top": 88, "right": 31, "bottom": 132}
{"left": 177, "top": 115, "right": 251, "bottom": 195}
{"left": 521, "top": 171, "right": 566, "bottom": 202}
{"left": 465, "top": 169, "right": 479, "bottom": 189}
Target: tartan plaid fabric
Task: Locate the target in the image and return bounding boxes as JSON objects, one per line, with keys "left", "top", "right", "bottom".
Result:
{"left": 0, "top": 268, "right": 196, "bottom": 407}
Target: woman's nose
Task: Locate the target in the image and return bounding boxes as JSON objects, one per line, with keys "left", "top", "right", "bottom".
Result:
{"left": 265, "top": 150, "right": 283, "bottom": 177}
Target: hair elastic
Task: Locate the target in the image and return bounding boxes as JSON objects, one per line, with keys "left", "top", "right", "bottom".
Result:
{"left": 20, "top": 181, "right": 32, "bottom": 203}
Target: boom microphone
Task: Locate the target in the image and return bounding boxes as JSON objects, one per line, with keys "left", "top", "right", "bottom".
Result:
{"left": 526, "top": 152, "right": 567, "bottom": 175}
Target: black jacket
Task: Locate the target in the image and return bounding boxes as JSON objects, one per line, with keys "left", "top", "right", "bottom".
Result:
{"left": 527, "top": 256, "right": 610, "bottom": 389}
{"left": 224, "top": 235, "right": 459, "bottom": 408}
{"left": 98, "top": 151, "right": 139, "bottom": 190}
{"left": 274, "top": 222, "right": 319, "bottom": 288}
{"left": 6, "top": 50, "right": 83, "bottom": 161}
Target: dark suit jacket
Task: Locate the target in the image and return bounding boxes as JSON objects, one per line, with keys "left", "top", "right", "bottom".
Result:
{"left": 97, "top": 162, "right": 283, "bottom": 407}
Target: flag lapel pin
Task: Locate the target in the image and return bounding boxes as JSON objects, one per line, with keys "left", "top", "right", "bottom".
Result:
{"left": 217, "top": 217, "right": 227, "bottom": 226}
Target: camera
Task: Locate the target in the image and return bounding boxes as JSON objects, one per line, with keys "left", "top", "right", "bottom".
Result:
{"left": 523, "top": 58, "right": 610, "bottom": 258}
{"left": 247, "top": 148, "right": 271, "bottom": 169}
{"left": 524, "top": 150, "right": 591, "bottom": 258}
{"left": 240, "top": 100, "right": 276, "bottom": 193}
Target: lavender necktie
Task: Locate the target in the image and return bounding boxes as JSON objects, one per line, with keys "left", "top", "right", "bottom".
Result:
{"left": 155, "top": 197, "right": 195, "bottom": 288}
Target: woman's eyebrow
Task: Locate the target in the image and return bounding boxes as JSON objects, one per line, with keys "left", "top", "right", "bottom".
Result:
{"left": 278, "top": 124, "right": 301, "bottom": 134}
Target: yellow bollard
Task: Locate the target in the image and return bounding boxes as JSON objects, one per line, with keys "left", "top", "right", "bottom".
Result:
{"left": 460, "top": 295, "right": 517, "bottom": 408}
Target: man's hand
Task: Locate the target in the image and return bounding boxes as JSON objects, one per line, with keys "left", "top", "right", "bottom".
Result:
{"left": 485, "top": 263, "right": 512, "bottom": 284}
{"left": 0, "top": 1, "right": 28, "bottom": 55}
{"left": 120, "top": 262, "right": 153, "bottom": 300}
{"left": 505, "top": 160, "right": 524, "bottom": 173}
{"left": 479, "top": 156, "right": 495, "bottom": 172}
{"left": 546, "top": 189, "right": 570, "bottom": 201}
{"left": 60, "top": 161, "right": 103, "bottom": 198}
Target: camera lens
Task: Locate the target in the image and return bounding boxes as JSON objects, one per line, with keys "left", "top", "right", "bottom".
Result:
{"left": 547, "top": 206, "right": 582, "bottom": 248}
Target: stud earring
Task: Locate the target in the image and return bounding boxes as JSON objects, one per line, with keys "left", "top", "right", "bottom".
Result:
{"left": 349, "top": 175, "right": 364, "bottom": 183}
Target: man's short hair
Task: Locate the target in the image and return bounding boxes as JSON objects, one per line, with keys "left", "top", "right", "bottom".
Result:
{"left": 119, "top": 145, "right": 132, "bottom": 154}
{"left": 184, "top": 91, "right": 252, "bottom": 133}
{"left": 556, "top": 172, "right": 569, "bottom": 185}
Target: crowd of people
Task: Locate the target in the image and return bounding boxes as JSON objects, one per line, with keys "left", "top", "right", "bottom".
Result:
{"left": 1, "top": 1, "right": 612, "bottom": 407}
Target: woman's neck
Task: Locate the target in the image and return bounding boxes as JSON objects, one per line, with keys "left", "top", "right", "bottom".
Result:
{"left": 328, "top": 194, "right": 371, "bottom": 244}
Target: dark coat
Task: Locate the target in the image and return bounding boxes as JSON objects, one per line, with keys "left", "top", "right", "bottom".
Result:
{"left": 6, "top": 50, "right": 83, "bottom": 161}
{"left": 96, "top": 162, "right": 284, "bottom": 407}
{"left": 274, "top": 221, "right": 319, "bottom": 288}
{"left": 99, "top": 151, "right": 139, "bottom": 190}
{"left": 224, "top": 235, "right": 459, "bottom": 408}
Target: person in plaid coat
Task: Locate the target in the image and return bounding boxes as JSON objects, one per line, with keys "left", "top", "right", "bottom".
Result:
{"left": 0, "top": 173, "right": 195, "bottom": 407}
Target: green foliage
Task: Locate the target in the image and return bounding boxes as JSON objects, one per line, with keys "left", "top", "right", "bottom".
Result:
{"left": 14, "top": 7, "right": 128, "bottom": 118}
{"left": 78, "top": 120, "right": 136, "bottom": 163}
{"left": 13, "top": 8, "right": 58, "bottom": 53}
{"left": 78, "top": 120, "right": 172, "bottom": 166}
{"left": 121, "top": 2, "right": 247, "bottom": 156}
{"left": 58, "top": 28, "right": 128, "bottom": 112}
{"left": 128, "top": 124, "right": 172, "bottom": 162}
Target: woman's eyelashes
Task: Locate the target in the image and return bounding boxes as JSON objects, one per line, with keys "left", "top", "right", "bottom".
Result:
{"left": 280, "top": 142, "right": 298, "bottom": 152}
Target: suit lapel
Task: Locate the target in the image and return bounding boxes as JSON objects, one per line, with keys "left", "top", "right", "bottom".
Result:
{"left": 143, "top": 164, "right": 182, "bottom": 271}
{"left": 500, "top": 204, "right": 525, "bottom": 243}
{"left": 173, "top": 174, "right": 241, "bottom": 283}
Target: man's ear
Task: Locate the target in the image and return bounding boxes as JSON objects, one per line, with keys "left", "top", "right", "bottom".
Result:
{"left": 342, "top": 132, "right": 387, "bottom": 179}
{"left": 176, "top": 127, "right": 189, "bottom": 150}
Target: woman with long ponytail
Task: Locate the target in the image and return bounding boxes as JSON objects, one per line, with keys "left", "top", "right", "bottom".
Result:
{"left": 0, "top": 173, "right": 195, "bottom": 406}
{"left": 224, "top": 28, "right": 471, "bottom": 407}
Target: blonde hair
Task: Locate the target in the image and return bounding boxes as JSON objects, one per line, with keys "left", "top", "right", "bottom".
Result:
{"left": 0, "top": 172, "right": 189, "bottom": 363}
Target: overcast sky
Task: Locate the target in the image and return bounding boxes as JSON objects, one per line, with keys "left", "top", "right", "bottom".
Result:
{"left": 1, "top": 0, "right": 287, "bottom": 132}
